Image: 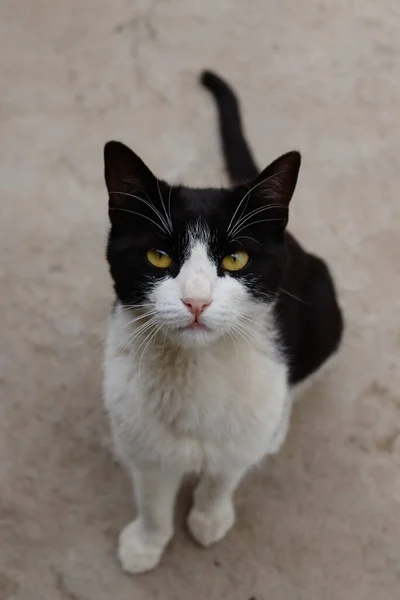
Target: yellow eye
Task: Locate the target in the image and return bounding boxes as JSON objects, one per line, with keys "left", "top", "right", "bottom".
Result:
{"left": 146, "top": 248, "right": 173, "bottom": 269}
{"left": 221, "top": 251, "right": 249, "bottom": 272}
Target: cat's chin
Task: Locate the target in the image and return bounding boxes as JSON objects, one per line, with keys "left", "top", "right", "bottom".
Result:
{"left": 168, "top": 324, "right": 221, "bottom": 348}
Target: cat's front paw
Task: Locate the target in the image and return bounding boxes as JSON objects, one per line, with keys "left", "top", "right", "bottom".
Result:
{"left": 187, "top": 502, "right": 235, "bottom": 547}
{"left": 118, "top": 520, "right": 170, "bottom": 574}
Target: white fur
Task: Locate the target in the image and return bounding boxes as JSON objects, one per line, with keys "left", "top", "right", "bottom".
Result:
{"left": 104, "top": 237, "right": 292, "bottom": 573}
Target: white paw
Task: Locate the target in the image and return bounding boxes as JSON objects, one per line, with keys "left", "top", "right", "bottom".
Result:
{"left": 187, "top": 502, "right": 235, "bottom": 547}
{"left": 118, "top": 520, "right": 170, "bottom": 574}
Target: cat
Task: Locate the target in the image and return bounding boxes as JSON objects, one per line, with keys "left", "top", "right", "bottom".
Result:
{"left": 103, "top": 70, "right": 343, "bottom": 574}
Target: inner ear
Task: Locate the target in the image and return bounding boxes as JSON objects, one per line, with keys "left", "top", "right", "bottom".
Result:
{"left": 104, "top": 141, "right": 156, "bottom": 206}
{"left": 252, "top": 151, "right": 301, "bottom": 206}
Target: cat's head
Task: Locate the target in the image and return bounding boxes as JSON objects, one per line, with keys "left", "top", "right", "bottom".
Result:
{"left": 105, "top": 141, "right": 300, "bottom": 347}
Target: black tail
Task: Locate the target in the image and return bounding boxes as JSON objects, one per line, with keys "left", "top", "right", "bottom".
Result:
{"left": 200, "top": 70, "right": 259, "bottom": 184}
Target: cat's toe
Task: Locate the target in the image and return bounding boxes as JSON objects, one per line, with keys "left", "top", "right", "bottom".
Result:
{"left": 118, "top": 520, "right": 170, "bottom": 574}
{"left": 187, "top": 502, "right": 235, "bottom": 547}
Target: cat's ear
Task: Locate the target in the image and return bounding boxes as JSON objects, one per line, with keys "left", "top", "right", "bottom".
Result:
{"left": 252, "top": 151, "right": 301, "bottom": 206}
{"left": 104, "top": 141, "right": 156, "bottom": 205}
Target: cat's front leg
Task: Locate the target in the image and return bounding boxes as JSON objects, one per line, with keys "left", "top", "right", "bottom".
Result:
{"left": 187, "top": 466, "right": 246, "bottom": 547}
{"left": 118, "top": 463, "right": 183, "bottom": 574}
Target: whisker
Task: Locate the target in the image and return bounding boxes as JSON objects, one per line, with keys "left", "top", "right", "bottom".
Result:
{"left": 232, "top": 218, "right": 286, "bottom": 236}
{"left": 117, "top": 303, "right": 154, "bottom": 312}
{"left": 167, "top": 184, "right": 173, "bottom": 227}
{"left": 105, "top": 304, "right": 154, "bottom": 326}
{"left": 156, "top": 179, "right": 173, "bottom": 232}
{"left": 110, "top": 190, "right": 169, "bottom": 228}
{"left": 231, "top": 327, "right": 251, "bottom": 346}
{"left": 230, "top": 204, "right": 287, "bottom": 238}
{"left": 140, "top": 188, "right": 152, "bottom": 203}
{"left": 232, "top": 325, "right": 250, "bottom": 345}
{"left": 128, "top": 316, "right": 157, "bottom": 338}
{"left": 230, "top": 235, "right": 266, "bottom": 251}
{"left": 127, "top": 319, "right": 162, "bottom": 375}
{"left": 118, "top": 317, "right": 157, "bottom": 354}
{"left": 114, "top": 190, "right": 171, "bottom": 232}
{"left": 101, "top": 302, "right": 151, "bottom": 328}
{"left": 230, "top": 321, "right": 253, "bottom": 345}
{"left": 230, "top": 203, "right": 287, "bottom": 234}
{"left": 109, "top": 207, "right": 167, "bottom": 235}
{"left": 129, "top": 324, "right": 155, "bottom": 362}
{"left": 236, "top": 181, "right": 251, "bottom": 225}
{"left": 280, "top": 288, "right": 310, "bottom": 305}
{"left": 109, "top": 191, "right": 170, "bottom": 233}
{"left": 138, "top": 324, "right": 163, "bottom": 378}
{"left": 237, "top": 314, "right": 259, "bottom": 327}
{"left": 121, "top": 327, "right": 156, "bottom": 358}
{"left": 226, "top": 329, "right": 240, "bottom": 358}
{"left": 121, "top": 311, "right": 156, "bottom": 330}
{"left": 227, "top": 170, "right": 286, "bottom": 234}
{"left": 235, "top": 319, "right": 255, "bottom": 335}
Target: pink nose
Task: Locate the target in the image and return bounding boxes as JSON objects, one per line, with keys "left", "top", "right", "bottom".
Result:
{"left": 182, "top": 298, "right": 211, "bottom": 320}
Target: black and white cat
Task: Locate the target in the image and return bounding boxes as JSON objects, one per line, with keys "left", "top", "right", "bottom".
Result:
{"left": 103, "top": 71, "right": 343, "bottom": 574}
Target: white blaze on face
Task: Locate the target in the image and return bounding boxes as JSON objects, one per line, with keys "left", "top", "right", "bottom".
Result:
{"left": 177, "top": 242, "right": 217, "bottom": 303}
{"left": 150, "top": 230, "right": 261, "bottom": 347}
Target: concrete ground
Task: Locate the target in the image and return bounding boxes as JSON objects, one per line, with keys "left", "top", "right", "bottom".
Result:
{"left": 1, "top": 1, "right": 400, "bottom": 599}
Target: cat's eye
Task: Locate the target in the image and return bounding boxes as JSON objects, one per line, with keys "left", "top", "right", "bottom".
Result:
{"left": 221, "top": 251, "right": 249, "bottom": 272}
{"left": 146, "top": 248, "right": 173, "bottom": 269}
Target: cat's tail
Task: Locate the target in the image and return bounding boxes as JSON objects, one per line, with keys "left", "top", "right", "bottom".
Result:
{"left": 200, "top": 70, "right": 259, "bottom": 185}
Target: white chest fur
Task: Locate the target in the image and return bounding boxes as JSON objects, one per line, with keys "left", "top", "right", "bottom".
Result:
{"left": 104, "top": 305, "right": 291, "bottom": 474}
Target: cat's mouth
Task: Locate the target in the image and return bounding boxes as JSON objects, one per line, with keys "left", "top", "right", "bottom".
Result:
{"left": 173, "top": 319, "right": 217, "bottom": 347}
{"left": 179, "top": 321, "right": 209, "bottom": 332}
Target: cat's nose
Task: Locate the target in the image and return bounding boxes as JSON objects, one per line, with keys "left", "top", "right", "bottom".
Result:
{"left": 182, "top": 297, "right": 211, "bottom": 320}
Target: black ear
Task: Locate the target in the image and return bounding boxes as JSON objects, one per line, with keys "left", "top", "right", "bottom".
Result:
{"left": 104, "top": 141, "right": 156, "bottom": 205}
{"left": 253, "top": 151, "right": 301, "bottom": 206}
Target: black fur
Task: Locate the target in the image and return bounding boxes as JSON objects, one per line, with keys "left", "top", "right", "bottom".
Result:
{"left": 105, "top": 71, "right": 343, "bottom": 385}
{"left": 200, "top": 71, "right": 343, "bottom": 383}
{"left": 201, "top": 70, "right": 259, "bottom": 183}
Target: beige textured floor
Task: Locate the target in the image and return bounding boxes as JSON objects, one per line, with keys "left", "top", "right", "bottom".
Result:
{"left": 1, "top": 1, "right": 400, "bottom": 599}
